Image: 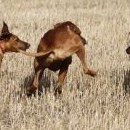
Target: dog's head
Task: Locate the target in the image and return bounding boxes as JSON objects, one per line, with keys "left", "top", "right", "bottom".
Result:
{"left": 0, "top": 21, "right": 30, "bottom": 52}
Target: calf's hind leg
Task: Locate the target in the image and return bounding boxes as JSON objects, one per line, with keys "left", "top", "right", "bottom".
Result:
{"left": 54, "top": 65, "right": 68, "bottom": 96}
{"left": 54, "top": 58, "right": 71, "bottom": 96}
{"left": 27, "top": 59, "right": 44, "bottom": 96}
{"left": 76, "top": 44, "right": 96, "bottom": 77}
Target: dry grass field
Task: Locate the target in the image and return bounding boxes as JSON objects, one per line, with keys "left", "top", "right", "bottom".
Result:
{"left": 0, "top": 0, "right": 130, "bottom": 129}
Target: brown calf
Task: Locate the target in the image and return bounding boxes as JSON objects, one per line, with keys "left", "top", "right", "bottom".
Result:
{"left": 0, "top": 21, "right": 30, "bottom": 70}
{"left": 27, "top": 21, "right": 96, "bottom": 96}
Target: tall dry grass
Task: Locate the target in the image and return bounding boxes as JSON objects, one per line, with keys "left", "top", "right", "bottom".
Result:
{"left": 0, "top": 0, "right": 130, "bottom": 129}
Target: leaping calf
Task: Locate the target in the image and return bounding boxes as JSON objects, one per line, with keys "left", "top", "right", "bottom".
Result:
{"left": 27, "top": 21, "right": 97, "bottom": 96}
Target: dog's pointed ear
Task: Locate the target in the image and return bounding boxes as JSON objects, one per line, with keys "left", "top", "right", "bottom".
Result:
{"left": 1, "top": 21, "right": 10, "bottom": 34}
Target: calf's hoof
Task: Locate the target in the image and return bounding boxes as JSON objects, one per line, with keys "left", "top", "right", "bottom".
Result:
{"left": 26, "top": 87, "right": 35, "bottom": 97}
{"left": 54, "top": 87, "right": 62, "bottom": 97}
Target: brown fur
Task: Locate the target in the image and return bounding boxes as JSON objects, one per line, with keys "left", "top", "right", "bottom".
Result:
{"left": 54, "top": 21, "right": 87, "bottom": 45}
{"left": 27, "top": 21, "right": 96, "bottom": 96}
{"left": 0, "top": 21, "right": 30, "bottom": 70}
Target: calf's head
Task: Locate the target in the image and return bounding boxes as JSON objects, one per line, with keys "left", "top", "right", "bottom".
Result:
{"left": 0, "top": 22, "right": 30, "bottom": 53}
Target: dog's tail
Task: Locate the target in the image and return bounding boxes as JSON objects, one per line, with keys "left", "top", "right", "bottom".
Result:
{"left": 18, "top": 49, "right": 52, "bottom": 57}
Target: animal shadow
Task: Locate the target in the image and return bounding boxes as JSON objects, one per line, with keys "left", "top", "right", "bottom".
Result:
{"left": 123, "top": 69, "right": 130, "bottom": 94}
{"left": 20, "top": 70, "right": 56, "bottom": 96}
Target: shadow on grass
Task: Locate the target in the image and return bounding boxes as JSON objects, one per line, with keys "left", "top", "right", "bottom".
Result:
{"left": 20, "top": 70, "right": 56, "bottom": 96}
{"left": 123, "top": 69, "right": 130, "bottom": 94}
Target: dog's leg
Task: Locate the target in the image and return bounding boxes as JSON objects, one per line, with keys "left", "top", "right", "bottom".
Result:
{"left": 54, "top": 64, "right": 69, "bottom": 96}
{"left": 27, "top": 60, "right": 44, "bottom": 96}
{"left": 76, "top": 44, "right": 96, "bottom": 77}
